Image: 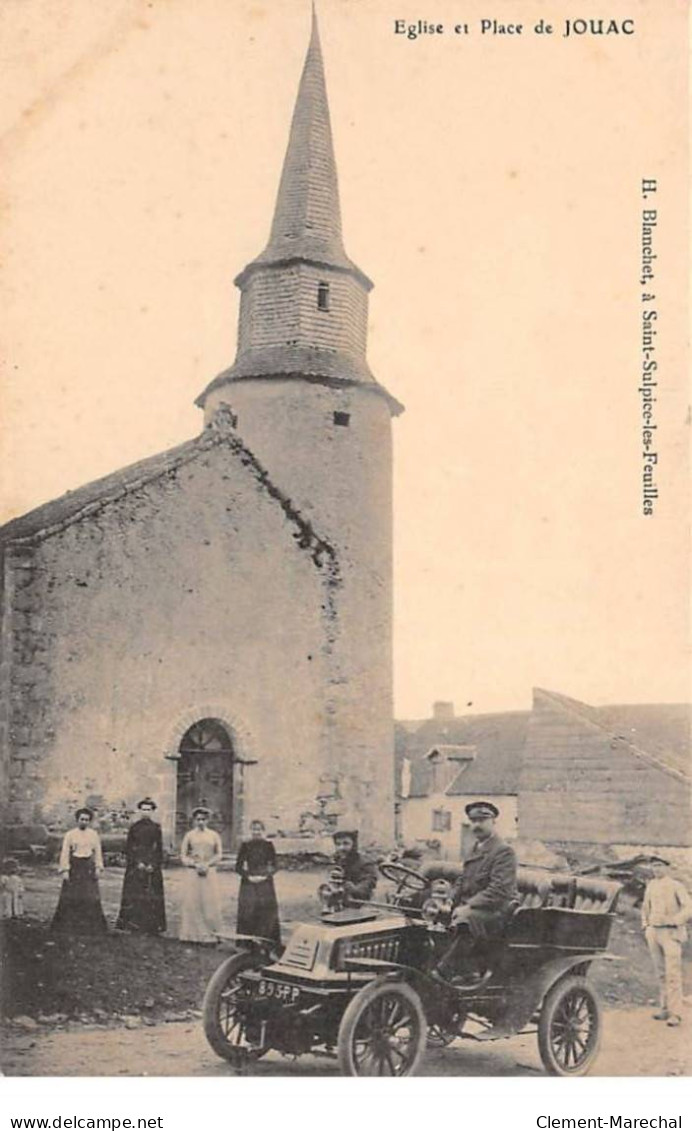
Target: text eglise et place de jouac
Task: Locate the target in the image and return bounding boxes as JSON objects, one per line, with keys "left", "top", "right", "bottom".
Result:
{"left": 394, "top": 17, "right": 635, "bottom": 39}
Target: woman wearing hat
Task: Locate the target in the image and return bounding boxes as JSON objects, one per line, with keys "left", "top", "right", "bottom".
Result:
{"left": 51, "top": 807, "right": 107, "bottom": 934}
{"left": 235, "top": 819, "right": 281, "bottom": 945}
{"left": 115, "top": 798, "right": 167, "bottom": 935}
{"left": 179, "top": 807, "right": 223, "bottom": 943}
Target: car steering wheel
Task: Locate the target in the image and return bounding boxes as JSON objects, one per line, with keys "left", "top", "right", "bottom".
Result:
{"left": 378, "top": 861, "right": 428, "bottom": 891}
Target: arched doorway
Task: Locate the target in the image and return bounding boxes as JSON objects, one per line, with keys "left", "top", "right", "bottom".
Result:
{"left": 175, "top": 719, "right": 235, "bottom": 848}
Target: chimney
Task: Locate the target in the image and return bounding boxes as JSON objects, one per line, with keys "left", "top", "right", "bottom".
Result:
{"left": 433, "top": 701, "right": 455, "bottom": 721}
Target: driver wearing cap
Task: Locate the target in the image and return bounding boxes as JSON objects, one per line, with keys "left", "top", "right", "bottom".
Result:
{"left": 433, "top": 801, "right": 518, "bottom": 984}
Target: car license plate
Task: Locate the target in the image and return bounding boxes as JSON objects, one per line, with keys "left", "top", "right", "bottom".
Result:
{"left": 256, "top": 979, "right": 301, "bottom": 1004}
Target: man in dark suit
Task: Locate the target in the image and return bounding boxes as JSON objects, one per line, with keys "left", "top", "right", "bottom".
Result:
{"left": 433, "top": 801, "right": 517, "bottom": 983}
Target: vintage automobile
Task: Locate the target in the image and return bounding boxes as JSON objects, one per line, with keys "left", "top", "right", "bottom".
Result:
{"left": 202, "top": 860, "right": 621, "bottom": 1076}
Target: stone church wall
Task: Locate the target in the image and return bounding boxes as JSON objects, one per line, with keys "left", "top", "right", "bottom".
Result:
{"left": 2, "top": 439, "right": 345, "bottom": 848}
{"left": 205, "top": 380, "right": 395, "bottom": 843}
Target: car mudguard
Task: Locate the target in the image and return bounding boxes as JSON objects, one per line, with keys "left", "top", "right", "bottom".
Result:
{"left": 214, "top": 931, "right": 282, "bottom": 958}
{"left": 474, "top": 953, "right": 605, "bottom": 1040}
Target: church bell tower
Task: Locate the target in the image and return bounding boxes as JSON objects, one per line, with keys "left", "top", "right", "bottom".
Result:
{"left": 196, "top": 9, "right": 402, "bottom": 843}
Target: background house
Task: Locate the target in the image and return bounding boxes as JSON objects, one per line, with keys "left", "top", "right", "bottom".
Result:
{"left": 518, "top": 688, "right": 691, "bottom": 851}
{"left": 397, "top": 694, "right": 690, "bottom": 861}
{"left": 396, "top": 702, "right": 528, "bottom": 858}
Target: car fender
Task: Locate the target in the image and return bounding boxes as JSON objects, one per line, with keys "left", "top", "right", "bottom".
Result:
{"left": 214, "top": 931, "right": 281, "bottom": 958}
{"left": 344, "top": 957, "right": 439, "bottom": 1007}
{"left": 485, "top": 953, "right": 603, "bottom": 1039}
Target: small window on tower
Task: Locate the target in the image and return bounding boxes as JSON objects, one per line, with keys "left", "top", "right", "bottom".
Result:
{"left": 317, "top": 281, "right": 330, "bottom": 311}
{"left": 333, "top": 411, "right": 350, "bottom": 427}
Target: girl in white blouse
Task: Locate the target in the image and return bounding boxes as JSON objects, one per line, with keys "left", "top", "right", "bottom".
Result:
{"left": 51, "top": 807, "right": 107, "bottom": 933}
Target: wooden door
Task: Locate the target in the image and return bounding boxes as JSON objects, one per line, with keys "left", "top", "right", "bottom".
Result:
{"left": 176, "top": 719, "right": 234, "bottom": 849}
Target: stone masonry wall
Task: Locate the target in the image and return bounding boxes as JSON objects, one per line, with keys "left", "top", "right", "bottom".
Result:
{"left": 2, "top": 435, "right": 344, "bottom": 848}
{"left": 205, "top": 380, "right": 395, "bottom": 844}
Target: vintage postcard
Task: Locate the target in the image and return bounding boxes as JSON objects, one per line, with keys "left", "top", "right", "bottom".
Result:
{"left": 0, "top": 0, "right": 689, "bottom": 1092}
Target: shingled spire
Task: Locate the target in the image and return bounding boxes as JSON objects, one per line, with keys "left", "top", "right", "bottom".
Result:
{"left": 250, "top": 5, "right": 360, "bottom": 278}
{"left": 196, "top": 8, "right": 402, "bottom": 414}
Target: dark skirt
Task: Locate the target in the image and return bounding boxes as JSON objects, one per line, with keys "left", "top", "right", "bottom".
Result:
{"left": 237, "top": 877, "right": 281, "bottom": 944}
{"left": 115, "top": 865, "right": 166, "bottom": 934}
{"left": 51, "top": 857, "right": 108, "bottom": 934}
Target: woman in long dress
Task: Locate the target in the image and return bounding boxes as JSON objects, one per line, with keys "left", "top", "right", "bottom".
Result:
{"left": 51, "top": 807, "right": 107, "bottom": 933}
{"left": 235, "top": 819, "right": 281, "bottom": 946}
{"left": 115, "top": 797, "right": 167, "bottom": 934}
{"left": 179, "top": 807, "right": 223, "bottom": 943}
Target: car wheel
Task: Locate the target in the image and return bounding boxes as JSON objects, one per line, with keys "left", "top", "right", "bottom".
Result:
{"left": 202, "top": 950, "right": 268, "bottom": 1065}
{"left": 538, "top": 975, "right": 602, "bottom": 1076}
{"left": 338, "top": 978, "right": 427, "bottom": 1077}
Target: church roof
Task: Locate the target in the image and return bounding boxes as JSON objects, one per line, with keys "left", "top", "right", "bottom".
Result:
{"left": 197, "top": 346, "right": 403, "bottom": 414}
{"left": 237, "top": 8, "right": 368, "bottom": 287}
{"left": 0, "top": 411, "right": 336, "bottom": 565}
{"left": 0, "top": 437, "right": 204, "bottom": 546}
{"left": 196, "top": 10, "right": 401, "bottom": 414}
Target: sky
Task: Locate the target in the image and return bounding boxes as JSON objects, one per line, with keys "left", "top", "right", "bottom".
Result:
{"left": 1, "top": 0, "right": 689, "bottom": 718}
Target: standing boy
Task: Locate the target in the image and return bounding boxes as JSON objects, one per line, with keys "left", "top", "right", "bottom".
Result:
{"left": 641, "top": 856, "right": 691, "bottom": 1027}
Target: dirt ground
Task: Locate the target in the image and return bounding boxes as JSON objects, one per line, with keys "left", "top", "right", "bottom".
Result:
{"left": 2, "top": 1006, "right": 689, "bottom": 1078}
{"left": 1, "top": 863, "right": 690, "bottom": 1077}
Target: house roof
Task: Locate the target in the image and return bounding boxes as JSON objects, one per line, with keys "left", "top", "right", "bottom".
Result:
{"left": 396, "top": 711, "right": 530, "bottom": 798}
{"left": 425, "top": 744, "right": 477, "bottom": 761}
{"left": 595, "top": 702, "right": 690, "bottom": 780}
{"left": 396, "top": 692, "right": 691, "bottom": 801}
{"left": 533, "top": 688, "right": 691, "bottom": 784}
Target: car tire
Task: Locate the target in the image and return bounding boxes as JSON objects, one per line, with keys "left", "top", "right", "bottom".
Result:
{"left": 338, "top": 977, "right": 427, "bottom": 1077}
{"left": 202, "top": 950, "right": 268, "bottom": 1065}
{"left": 538, "top": 974, "right": 602, "bottom": 1076}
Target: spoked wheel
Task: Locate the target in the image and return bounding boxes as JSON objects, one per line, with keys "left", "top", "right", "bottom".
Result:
{"left": 338, "top": 979, "right": 427, "bottom": 1077}
{"left": 538, "top": 975, "right": 602, "bottom": 1076}
{"left": 202, "top": 950, "right": 268, "bottom": 1066}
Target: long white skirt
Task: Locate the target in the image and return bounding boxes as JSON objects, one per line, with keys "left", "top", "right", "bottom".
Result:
{"left": 179, "top": 868, "right": 221, "bottom": 943}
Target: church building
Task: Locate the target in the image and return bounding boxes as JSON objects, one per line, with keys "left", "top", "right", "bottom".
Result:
{"left": 0, "top": 12, "right": 403, "bottom": 850}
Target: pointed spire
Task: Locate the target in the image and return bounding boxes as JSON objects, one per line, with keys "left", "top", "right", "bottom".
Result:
{"left": 248, "top": 5, "right": 361, "bottom": 277}
{"left": 195, "top": 8, "right": 404, "bottom": 414}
